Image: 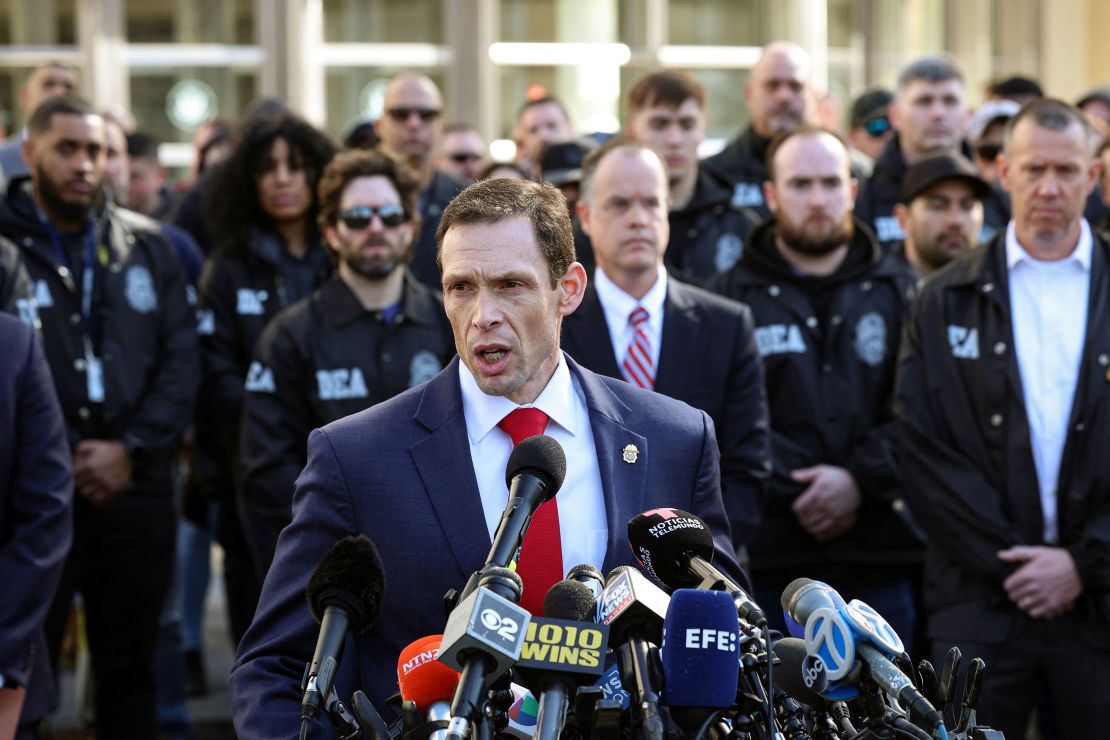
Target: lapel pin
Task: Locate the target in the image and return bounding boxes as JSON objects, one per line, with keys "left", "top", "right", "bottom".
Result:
{"left": 622, "top": 444, "right": 639, "bottom": 464}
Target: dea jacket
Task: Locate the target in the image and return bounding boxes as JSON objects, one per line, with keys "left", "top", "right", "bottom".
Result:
{"left": 239, "top": 272, "right": 455, "bottom": 564}
{"left": 895, "top": 229, "right": 1110, "bottom": 647}
{"left": 709, "top": 218, "right": 920, "bottom": 569}
{"left": 0, "top": 179, "right": 198, "bottom": 465}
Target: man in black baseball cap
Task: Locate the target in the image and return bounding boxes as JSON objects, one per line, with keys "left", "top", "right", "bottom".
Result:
{"left": 847, "top": 88, "right": 894, "bottom": 175}
{"left": 892, "top": 153, "right": 989, "bottom": 278}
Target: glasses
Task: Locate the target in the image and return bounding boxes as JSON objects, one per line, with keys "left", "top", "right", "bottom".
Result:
{"left": 338, "top": 204, "right": 407, "bottom": 230}
{"left": 386, "top": 107, "right": 441, "bottom": 123}
{"left": 448, "top": 152, "right": 482, "bottom": 164}
{"left": 865, "top": 117, "right": 891, "bottom": 137}
{"left": 976, "top": 144, "right": 1002, "bottom": 161}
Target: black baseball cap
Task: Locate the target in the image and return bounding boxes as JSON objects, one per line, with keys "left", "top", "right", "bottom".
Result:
{"left": 901, "top": 154, "right": 991, "bottom": 204}
{"left": 539, "top": 140, "right": 590, "bottom": 186}
{"left": 850, "top": 89, "right": 894, "bottom": 128}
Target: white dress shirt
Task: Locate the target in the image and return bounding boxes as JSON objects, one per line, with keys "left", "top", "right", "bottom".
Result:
{"left": 1006, "top": 220, "right": 1092, "bottom": 543}
{"left": 593, "top": 265, "right": 667, "bottom": 373}
{"left": 458, "top": 353, "right": 608, "bottom": 574}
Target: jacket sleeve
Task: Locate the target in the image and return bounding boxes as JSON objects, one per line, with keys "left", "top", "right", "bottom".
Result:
{"left": 239, "top": 319, "right": 315, "bottom": 532}
{"left": 691, "top": 409, "right": 752, "bottom": 594}
{"left": 1067, "top": 511, "right": 1110, "bottom": 595}
{"left": 893, "top": 293, "right": 1020, "bottom": 587}
{"left": 0, "top": 323, "right": 73, "bottom": 686}
{"left": 230, "top": 428, "right": 359, "bottom": 739}
{"left": 198, "top": 257, "right": 247, "bottom": 429}
{"left": 0, "top": 239, "right": 33, "bottom": 321}
{"left": 717, "top": 304, "right": 771, "bottom": 545}
{"left": 120, "top": 237, "right": 200, "bottom": 457}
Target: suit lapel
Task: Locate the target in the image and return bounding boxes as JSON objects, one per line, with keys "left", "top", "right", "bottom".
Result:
{"left": 654, "top": 280, "right": 702, "bottom": 395}
{"left": 566, "top": 357, "right": 648, "bottom": 572}
{"left": 562, "top": 286, "right": 623, "bottom": 379}
{"left": 409, "top": 358, "right": 491, "bottom": 576}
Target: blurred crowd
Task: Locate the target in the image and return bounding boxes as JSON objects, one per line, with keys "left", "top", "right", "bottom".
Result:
{"left": 2, "top": 40, "right": 1110, "bottom": 740}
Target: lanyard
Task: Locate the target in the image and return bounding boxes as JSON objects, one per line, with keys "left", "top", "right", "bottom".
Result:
{"left": 40, "top": 216, "right": 98, "bottom": 332}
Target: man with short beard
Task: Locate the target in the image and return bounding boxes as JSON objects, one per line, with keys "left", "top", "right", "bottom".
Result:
{"left": 710, "top": 126, "right": 921, "bottom": 641}
{"left": 0, "top": 95, "right": 196, "bottom": 740}
{"left": 238, "top": 149, "right": 455, "bottom": 571}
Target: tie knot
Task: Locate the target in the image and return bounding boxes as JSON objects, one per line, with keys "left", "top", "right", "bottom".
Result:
{"left": 497, "top": 407, "right": 550, "bottom": 446}
{"left": 629, "top": 306, "right": 649, "bottom": 328}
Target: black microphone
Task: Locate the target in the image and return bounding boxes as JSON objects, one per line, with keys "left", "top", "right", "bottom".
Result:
{"left": 487, "top": 434, "right": 567, "bottom": 568}
{"left": 567, "top": 563, "right": 605, "bottom": 602}
{"left": 628, "top": 509, "right": 766, "bottom": 629}
{"left": 597, "top": 566, "right": 668, "bottom": 740}
{"left": 513, "top": 580, "right": 609, "bottom": 740}
{"left": 302, "top": 535, "right": 386, "bottom": 725}
{"left": 440, "top": 567, "right": 530, "bottom": 740}
{"left": 771, "top": 638, "right": 855, "bottom": 738}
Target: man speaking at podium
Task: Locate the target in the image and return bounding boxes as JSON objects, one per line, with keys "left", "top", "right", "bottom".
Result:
{"left": 229, "top": 178, "right": 744, "bottom": 736}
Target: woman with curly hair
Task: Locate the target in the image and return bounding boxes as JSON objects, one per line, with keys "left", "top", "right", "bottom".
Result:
{"left": 192, "top": 111, "right": 338, "bottom": 646}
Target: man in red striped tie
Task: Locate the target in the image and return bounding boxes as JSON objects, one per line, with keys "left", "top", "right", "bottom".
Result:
{"left": 230, "top": 176, "right": 748, "bottom": 734}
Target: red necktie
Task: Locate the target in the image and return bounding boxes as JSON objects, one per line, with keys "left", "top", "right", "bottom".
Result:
{"left": 497, "top": 407, "right": 562, "bottom": 616}
{"left": 622, "top": 306, "right": 655, "bottom": 389}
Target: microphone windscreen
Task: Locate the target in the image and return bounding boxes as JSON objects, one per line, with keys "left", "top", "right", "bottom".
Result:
{"left": 770, "top": 638, "right": 828, "bottom": 709}
{"left": 505, "top": 434, "right": 566, "bottom": 494}
{"left": 627, "top": 509, "right": 714, "bottom": 587}
{"left": 396, "top": 635, "right": 460, "bottom": 714}
{"left": 780, "top": 578, "right": 814, "bottom": 615}
{"left": 543, "top": 579, "right": 597, "bottom": 620}
{"left": 660, "top": 589, "right": 740, "bottom": 708}
{"left": 305, "top": 534, "right": 386, "bottom": 631}
{"left": 567, "top": 563, "right": 605, "bottom": 596}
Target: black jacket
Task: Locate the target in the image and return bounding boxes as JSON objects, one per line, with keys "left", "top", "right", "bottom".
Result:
{"left": 0, "top": 180, "right": 198, "bottom": 471}
{"left": 667, "top": 166, "right": 761, "bottom": 286}
{"left": 701, "top": 125, "right": 773, "bottom": 222}
{"left": 854, "top": 133, "right": 1010, "bottom": 250}
{"left": 0, "top": 234, "right": 33, "bottom": 322}
{"left": 561, "top": 276, "right": 771, "bottom": 544}
{"left": 709, "top": 218, "right": 920, "bottom": 569}
{"left": 895, "top": 230, "right": 1110, "bottom": 646}
{"left": 239, "top": 272, "right": 455, "bottom": 530}
{"left": 408, "top": 170, "right": 467, "bottom": 289}
{"left": 193, "top": 230, "right": 333, "bottom": 489}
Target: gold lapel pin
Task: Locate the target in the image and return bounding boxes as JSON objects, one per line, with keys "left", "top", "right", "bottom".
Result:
{"left": 622, "top": 444, "right": 639, "bottom": 464}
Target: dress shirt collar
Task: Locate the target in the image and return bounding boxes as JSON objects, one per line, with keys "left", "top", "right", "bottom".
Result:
{"left": 459, "top": 352, "right": 580, "bottom": 445}
{"left": 1005, "top": 219, "right": 1093, "bottom": 271}
{"left": 593, "top": 264, "right": 668, "bottom": 328}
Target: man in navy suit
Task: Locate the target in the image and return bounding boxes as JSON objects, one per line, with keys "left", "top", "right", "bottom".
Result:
{"left": 230, "top": 178, "right": 745, "bottom": 738}
{"left": 0, "top": 313, "right": 73, "bottom": 738}
{"left": 563, "top": 138, "right": 770, "bottom": 547}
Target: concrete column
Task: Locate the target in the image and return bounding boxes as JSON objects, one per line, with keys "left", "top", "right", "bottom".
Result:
{"left": 555, "top": 0, "right": 620, "bottom": 133}
{"left": 1038, "top": 0, "right": 1086, "bottom": 102}
{"left": 945, "top": 0, "right": 992, "bottom": 103}
{"left": 77, "top": 0, "right": 129, "bottom": 112}
{"left": 445, "top": 0, "right": 498, "bottom": 138}
{"left": 782, "top": 0, "right": 828, "bottom": 93}
{"left": 257, "top": 0, "right": 325, "bottom": 124}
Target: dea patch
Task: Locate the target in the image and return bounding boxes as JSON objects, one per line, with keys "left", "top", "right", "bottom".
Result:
{"left": 408, "top": 350, "right": 442, "bottom": 388}
{"left": 714, "top": 233, "right": 743, "bottom": 273}
{"left": 853, "top": 312, "right": 887, "bottom": 367}
{"left": 125, "top": 265, "right": 158, "bottom": 313}
{"left": 245, "top": 361, "right": 275, "bottom": 393}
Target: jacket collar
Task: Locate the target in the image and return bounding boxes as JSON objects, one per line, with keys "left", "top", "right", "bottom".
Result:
{"left": 321, "top": 270, "right": 444, "bottom": 329}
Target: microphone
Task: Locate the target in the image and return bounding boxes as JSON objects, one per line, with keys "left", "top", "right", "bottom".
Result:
{"left": 487, "top": 435, "right": 567, "bottom": 569}
{"left": 771, "top": 638, "right": 855, "bottom": 738}
{"left": 597, "top": 566, "right": 669, "bottom": 740}
{"left": 567, "top": 563, "right": 605, "bottom": 601}
{"left": 440, "top": 567, "right": 531, "bottom": 740}
{"left": 514, "top": 580, "right": 610, "bottom": 740}
{"left": 660, "top": 589, "right": 741, "bottom": 733}
{"left": 780, "top": 579, "right": 944, "bottom": 735}
{"left": 302, "top": 535, "right": 386, "bottom": 725}
{"left": 627, "top": 508, "right": 767, "bottom": 629}
{"left": 398, "top": 635, "right": 461, "bottom": 740}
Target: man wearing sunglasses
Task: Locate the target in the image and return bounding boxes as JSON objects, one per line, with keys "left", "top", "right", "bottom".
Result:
{"left": 967, "top": 99, "right": 1019, "bottom": 185}
{"left": 846, "top": 89, "right": 894, "bottom": 178}
{"left": 238, "top": 149, "right": 455, "bottom": 572}
{"left": 373, "top": 74, "right": 466, "bottom": 291}
{"left": 434, "top": 123, "right": 486, "bottom": 184}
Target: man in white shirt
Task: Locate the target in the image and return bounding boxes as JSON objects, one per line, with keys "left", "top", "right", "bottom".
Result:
{"left": 229, "top": 177, "right": 745, "bottom": 736}
{"left": 896, "top": 98, "right": 1110, "bottom": 740}
{"left": 561, "top": 138, "right": 770, "bottom": 549}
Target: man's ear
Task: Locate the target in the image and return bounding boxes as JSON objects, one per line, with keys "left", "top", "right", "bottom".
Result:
{"left": 762, "top": 179, "right": 778, "bottom": 215}
{"left": 557, "top": 261, "right": 588, "bottom": 317}
{"left": 576, "top": 198, "right": 592, "bottom": 238}
{"left": 894, "top": 202, "right": 909, "bottom": 233}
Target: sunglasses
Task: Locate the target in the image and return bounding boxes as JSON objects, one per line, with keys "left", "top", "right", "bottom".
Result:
{"left": 976, "top": 144, "right": 1002, "bottom": 161}
{"left": 865, "top": 117, "right": 891, "bottom": 137}
{"left": 386, "top": 107, "right": 441, "bottom": 123}
{"left": 338, "top": 204, "right": 407, "bottom": 229}
{"left": 449, "top": 152, "right": 482, "bottom": 164}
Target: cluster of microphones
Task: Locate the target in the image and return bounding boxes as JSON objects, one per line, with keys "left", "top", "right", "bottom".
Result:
{"left": 295, "top": 435, "right": 1006, "bottom": 740}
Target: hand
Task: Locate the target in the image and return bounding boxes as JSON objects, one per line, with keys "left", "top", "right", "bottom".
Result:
{"left": 790, "top": 465, "right": 862, "bottom": 542}
{"left": 74, "top": 440, "right": 134, "bottom": 508}
{"left": 997, "top": 545, "right": 1083, "bottom": 619}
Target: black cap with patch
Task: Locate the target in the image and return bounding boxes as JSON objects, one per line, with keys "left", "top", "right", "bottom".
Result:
{"left": 901, "top": 153, "right": 991, "bottom": 204}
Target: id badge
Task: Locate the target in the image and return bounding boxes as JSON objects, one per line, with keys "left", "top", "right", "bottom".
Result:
{"left": 86, "top": 351, "right": 105, "bottom": 402}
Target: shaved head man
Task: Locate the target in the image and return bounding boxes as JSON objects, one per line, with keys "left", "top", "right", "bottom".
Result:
{"left": 0, "top": 62, "right": 79, "bottom": 179}
{"left": 702, "top": 42, "right": 813, "bottom": 219}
